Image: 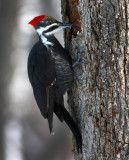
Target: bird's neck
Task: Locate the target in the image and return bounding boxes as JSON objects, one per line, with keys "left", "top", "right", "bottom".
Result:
{"left": 39, "top": 34, "right": 62, "bottom": 50}
{"left": 39, "top": 34, "right": 54, "bottom": 49}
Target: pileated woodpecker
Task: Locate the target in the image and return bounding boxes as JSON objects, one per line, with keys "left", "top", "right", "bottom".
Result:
{"left": 28, "top": 15, "right": 82, "bottom": 153}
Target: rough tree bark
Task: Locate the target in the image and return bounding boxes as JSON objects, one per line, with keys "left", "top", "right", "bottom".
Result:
{"left": 61, "top": 0, "right": 129, "bottom": 160}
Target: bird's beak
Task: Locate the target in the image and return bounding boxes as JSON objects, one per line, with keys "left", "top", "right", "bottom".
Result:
{"left": 58, "top": 22, "right": 75, "bottom": 28}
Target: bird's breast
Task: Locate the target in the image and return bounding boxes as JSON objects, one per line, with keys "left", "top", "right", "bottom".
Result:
{"left": 53, "top": 54, "right": 73, "bottom": 94}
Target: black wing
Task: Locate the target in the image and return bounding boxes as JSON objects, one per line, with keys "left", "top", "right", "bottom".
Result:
{"left": 28, "top": 42, "right": 56, "bottom": 129}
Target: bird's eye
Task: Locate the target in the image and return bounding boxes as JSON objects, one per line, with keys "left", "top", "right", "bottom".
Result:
{"left": 48, "top": 21, "right": 52, "bottom": 25}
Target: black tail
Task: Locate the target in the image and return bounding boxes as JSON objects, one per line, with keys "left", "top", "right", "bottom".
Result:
{"left": 47, "top": 86, "right": 55, "bottom": 134}
{"left": 54, "top": 103, "right": 82, "bottom": 153}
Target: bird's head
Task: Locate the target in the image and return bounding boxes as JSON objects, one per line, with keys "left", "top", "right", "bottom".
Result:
{"left": 28, "top": 15, "right": 74, "bottom": 37}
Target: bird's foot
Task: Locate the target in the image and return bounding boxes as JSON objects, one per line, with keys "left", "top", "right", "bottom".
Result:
{"left": 72, "top": 52, "right": 87, "bottom": 67}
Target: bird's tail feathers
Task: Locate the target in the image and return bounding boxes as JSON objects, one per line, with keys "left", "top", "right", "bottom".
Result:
{"left": 54, "top": 103, "right": 82, "bottom": 153}
{"left": 47, "top": 86, "right": 55, "bottom": 134}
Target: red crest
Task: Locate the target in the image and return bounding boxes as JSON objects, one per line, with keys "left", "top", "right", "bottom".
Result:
{"left": 28, "top": 15, "right": 47, "bottom": 28}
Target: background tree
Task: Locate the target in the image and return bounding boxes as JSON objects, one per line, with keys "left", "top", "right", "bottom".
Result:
{"left": 0, "top": 0, "right": 18, "bottom": 159}
{"left": 62, "top": 0, "right": 129, "bottom": 159}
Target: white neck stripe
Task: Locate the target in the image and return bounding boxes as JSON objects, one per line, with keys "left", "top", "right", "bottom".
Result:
{"left": 36, "top": 23, "right": 58, "bottom": 35}
{"left": 40, "top": 35, "right": 53, "bottom": 49}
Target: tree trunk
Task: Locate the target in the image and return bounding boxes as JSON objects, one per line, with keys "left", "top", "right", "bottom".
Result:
{"left": 61, "top": 0, "right": 129, "bottom": 159}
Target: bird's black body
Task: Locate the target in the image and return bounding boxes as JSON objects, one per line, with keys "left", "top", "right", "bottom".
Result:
{"left": 28, "top": 15, "right": 82, "bottom": 153}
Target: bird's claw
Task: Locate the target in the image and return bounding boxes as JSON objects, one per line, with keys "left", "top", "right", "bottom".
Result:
{"left": 72, "top": 52, "right": 88, "bottom": 67}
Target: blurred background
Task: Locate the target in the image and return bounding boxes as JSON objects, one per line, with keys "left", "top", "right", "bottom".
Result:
{"left": 0, "top": 0, "right": 74, "bottom": 159}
